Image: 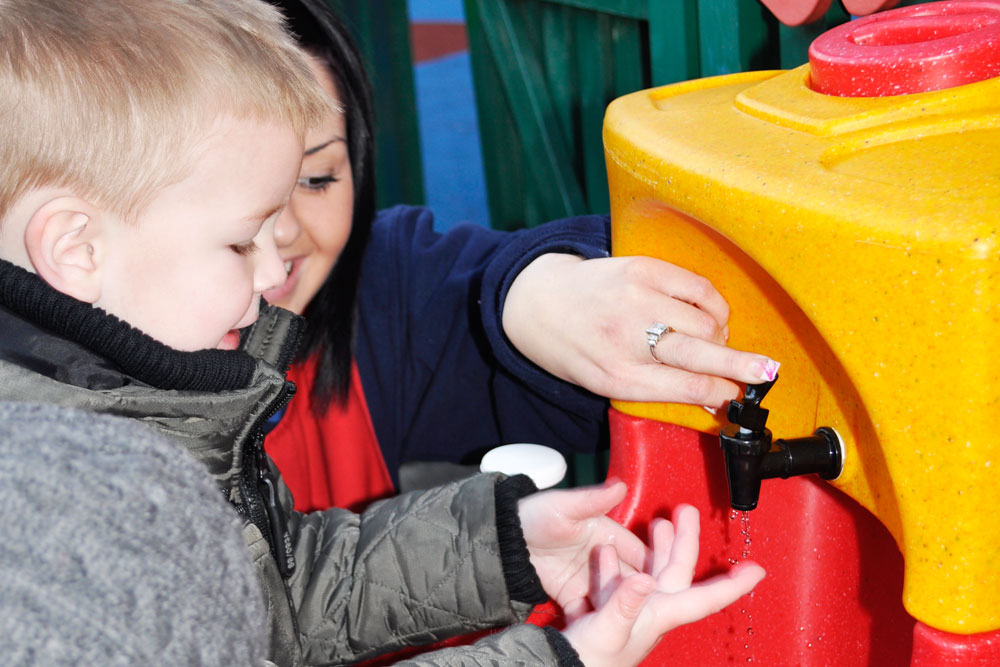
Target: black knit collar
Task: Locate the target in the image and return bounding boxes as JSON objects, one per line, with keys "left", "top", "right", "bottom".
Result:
{"left": 0, "top": 258, "right": 256, "bottom": 392}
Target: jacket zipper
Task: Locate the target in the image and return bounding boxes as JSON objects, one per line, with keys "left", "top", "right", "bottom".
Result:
{"left": 239, "top": 379, "right": 297, "bottom": 579}
{"left": 237, "top": 309, "right": 304, "bottom": 579}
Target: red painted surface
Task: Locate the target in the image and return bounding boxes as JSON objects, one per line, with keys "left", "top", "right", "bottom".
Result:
{"left": 912, "top": 623, "right": 1000, "bottom": 666}
{"left": 607, "top": 409, "right": 915, "bottom": 666}
{"left": 360, "top": 408, "right": 1000, "bottom": 665}
{"left": 410, "top": 21, "right": 468, "bottom": 63}
{"left": 809, "top": 0, "right": 1000, "bottom": 96}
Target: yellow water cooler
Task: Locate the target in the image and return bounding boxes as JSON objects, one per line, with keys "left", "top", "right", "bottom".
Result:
{"left": 602, "top": 2, "right": 1000, "bottom": 664}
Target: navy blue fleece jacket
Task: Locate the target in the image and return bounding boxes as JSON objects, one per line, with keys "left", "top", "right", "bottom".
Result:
{"left": 355, "top": 205, "right": 611, "bottom": 485}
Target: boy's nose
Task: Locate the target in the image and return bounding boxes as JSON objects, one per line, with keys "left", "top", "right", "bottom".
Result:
{"left": 273, "top": 203, "right": 302, "bottom": 248}
{"left": 253, "top": 229, "right": 288, "bottom": 294}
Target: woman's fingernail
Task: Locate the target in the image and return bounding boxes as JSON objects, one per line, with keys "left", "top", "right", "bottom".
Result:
{"left": 703, "top": 405, "right": 718, "bottom": 415}
{"left": 757, "top": 359, "right": 780, "bottom": 382}
{"left": 722, "top": 326, "right": 730, "bottom": 343}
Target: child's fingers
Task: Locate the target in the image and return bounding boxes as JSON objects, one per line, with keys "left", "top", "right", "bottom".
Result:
{"left": 559, "top": 480, "right": 628, "bottom": 522}
{"left": 649, "top": 563, "right": 766, "bottom": 631}
{"left": 648, "top": 517, "right": 675, "bottom": 576}
{"left": 561, "top": 597, "right": 590, "bottom": 623}
{"left": 594, "top": 544, "right": 623, "bottom": 608}
{"left": 594, "top": 573, "right": 657, "bottom": 652}
{"left": 656, "top": 504, "right": 700, "bottom": 593}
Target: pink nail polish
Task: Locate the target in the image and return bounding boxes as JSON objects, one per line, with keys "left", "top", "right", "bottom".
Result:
{"left": 758, "top": 359, "right": 780, "bottom": 382}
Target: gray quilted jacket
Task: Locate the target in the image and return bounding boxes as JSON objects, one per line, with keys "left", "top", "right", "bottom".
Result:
{"left": 0, "top": 260, "right": 582, "bottom": 667}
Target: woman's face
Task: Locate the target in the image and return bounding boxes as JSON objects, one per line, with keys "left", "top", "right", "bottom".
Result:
{"left": 263, "top": 55, "right": 354, "bottom": 315}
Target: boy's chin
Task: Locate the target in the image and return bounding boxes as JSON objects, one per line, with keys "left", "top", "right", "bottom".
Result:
{"left": 216, "top": 329, "right": 242, "bottom": 351}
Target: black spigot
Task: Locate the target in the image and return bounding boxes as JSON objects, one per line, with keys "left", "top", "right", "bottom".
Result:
{"left": 720, "top": 375, "right": 843, "bottom": 511}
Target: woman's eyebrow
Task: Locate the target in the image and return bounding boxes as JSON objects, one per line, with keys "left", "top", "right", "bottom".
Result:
{"left": 304, "top": 136, "right": 344, "bottom": 156}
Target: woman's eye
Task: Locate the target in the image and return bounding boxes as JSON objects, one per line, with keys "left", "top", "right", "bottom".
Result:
{"left": 230, "top": 241, "right": 258, "bottom": 256}
{"left": 296, "top": 175, "right": 339, "bottom": 192}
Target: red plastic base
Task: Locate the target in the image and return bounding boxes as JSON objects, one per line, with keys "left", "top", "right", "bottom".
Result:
{"left": 364, "top": 409, "right": 999, "bottom": 666}
{"left": 912, "top": 623, "right": 1000, "bottom": 666}
{"left": 607, "top": 409, "right": 915, "bottom": 666}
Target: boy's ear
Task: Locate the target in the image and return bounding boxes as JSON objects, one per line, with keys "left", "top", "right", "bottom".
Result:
{"left": 23, "top": 197, "right": 106, "bottom": 303}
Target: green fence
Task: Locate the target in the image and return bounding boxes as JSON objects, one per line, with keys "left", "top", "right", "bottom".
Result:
{"left": 462, "top": 1, "right": 942, "bottom": 231}
{"left": 323, "top": 1, "right": 927, "bottom": 229}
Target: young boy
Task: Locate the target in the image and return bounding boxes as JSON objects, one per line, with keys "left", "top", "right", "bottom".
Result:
{"left": 0, "top": 2, "right": 764, "bottom": 666}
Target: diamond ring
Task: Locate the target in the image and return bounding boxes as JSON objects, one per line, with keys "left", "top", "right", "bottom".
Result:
{"left": 645, "top": 322, "right": 674, "bottom": 362}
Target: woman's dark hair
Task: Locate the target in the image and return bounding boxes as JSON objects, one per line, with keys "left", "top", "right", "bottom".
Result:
{"left": 269, "top": 0, "right": 376, "bottom": 412}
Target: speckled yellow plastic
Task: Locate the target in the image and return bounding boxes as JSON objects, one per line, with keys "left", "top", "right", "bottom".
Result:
{"left": 604, "top": 65, "right": 1000, "bottom": 634}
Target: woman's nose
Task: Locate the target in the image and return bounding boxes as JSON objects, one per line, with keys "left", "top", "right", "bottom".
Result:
{"left": 273, "top": 203, "right": 302, "bottom": 248}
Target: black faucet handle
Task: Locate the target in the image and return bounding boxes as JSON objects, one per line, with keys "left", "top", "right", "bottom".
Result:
{"left": 726, "top": 375, "right": 778, "bottom": 434}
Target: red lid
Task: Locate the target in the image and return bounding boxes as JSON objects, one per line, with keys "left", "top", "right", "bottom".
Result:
{"left": 809, "top": 0, "right": 1000, "bottom": 97}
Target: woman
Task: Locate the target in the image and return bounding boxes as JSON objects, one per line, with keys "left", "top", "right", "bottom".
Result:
{"left": 263, "top": 0, "right": 778, "bottom": 512}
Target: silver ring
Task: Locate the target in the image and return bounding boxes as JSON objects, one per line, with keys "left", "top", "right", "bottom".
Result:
{"left": 645, "top": 322, "right": 673, "bottom": 362}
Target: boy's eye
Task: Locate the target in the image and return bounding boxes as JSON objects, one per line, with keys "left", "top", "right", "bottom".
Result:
{"left": 296, "top": 175, "right": 339, "bottom": 192}
{"left": 230, "top": 241, "right": 258, "bottom": 256}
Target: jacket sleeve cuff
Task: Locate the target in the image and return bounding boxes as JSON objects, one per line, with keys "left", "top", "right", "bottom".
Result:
{"left": 479, "top": 215, "right": 611, "bottom": 412}
{"left": 543, "top": 626, "right": 585, "bottom": 667}
{"left": 495, "top": 474, "right": 548, "bottom": 606}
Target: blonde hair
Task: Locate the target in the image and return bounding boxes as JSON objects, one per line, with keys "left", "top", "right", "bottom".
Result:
{"left": 0, "top": 0, "right": 330, "bottom": 223}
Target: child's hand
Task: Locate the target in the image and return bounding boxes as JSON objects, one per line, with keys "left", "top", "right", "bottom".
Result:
{"left": 518, "top": 481, "right": 650, "bottom": 618}
{"left": 502, "top": 253, "right": 780, "bottom": 408}
{"left": 561, "top": 505, "right": 765, "bottom": 667}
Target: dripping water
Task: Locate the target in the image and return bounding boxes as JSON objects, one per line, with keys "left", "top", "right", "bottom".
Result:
{"left": 729, "top": 509, "right": 755, "bottom": 663}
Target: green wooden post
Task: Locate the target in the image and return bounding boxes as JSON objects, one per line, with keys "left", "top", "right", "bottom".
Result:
{"left": 648, "top": 1, "right": 700, "bottom": 86}
{"left": 574, "top": 10, "right": 613, "bottom": 213}
{"left": 465, "top": 0, "right": 586, "bottom": 228}
{"left": 697, "top": 0, "right": 778, "bottom": 76}
{"left": 540, "top": 5, "right": 575, "bottom": 141}
{"left": 778, "top": 2, "right": 850, "bottom": 69}
{"left": 326, "top": 0, "right": 425, "bottom": 209}
{"left": 465, "top": 0, "right": 528, "bottom": 230}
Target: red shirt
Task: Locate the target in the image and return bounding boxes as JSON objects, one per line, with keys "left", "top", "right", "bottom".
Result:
{"left": 265, "top": 356, "right": 393, "bottom": 513}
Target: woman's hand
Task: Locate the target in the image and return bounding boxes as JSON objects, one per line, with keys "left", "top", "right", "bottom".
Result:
{"left": 502, "top": 253, "right": 779, "bottom": 408}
